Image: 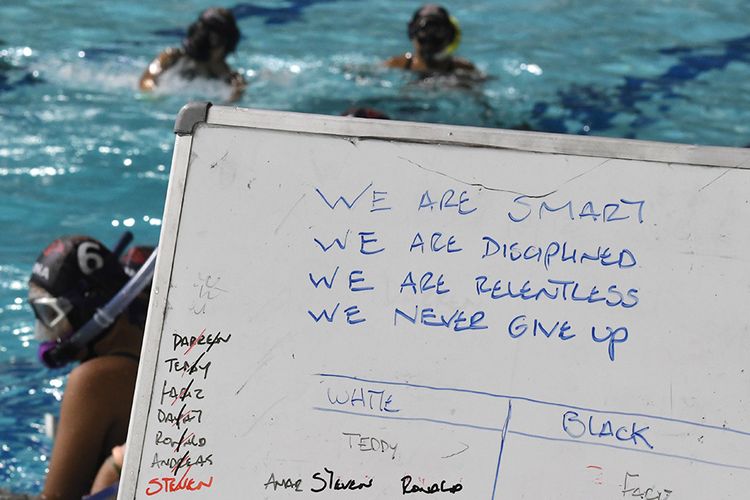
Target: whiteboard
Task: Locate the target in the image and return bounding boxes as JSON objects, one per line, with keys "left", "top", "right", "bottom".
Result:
{"left": 121, "top": 104, "right": 750, "bottom": 499}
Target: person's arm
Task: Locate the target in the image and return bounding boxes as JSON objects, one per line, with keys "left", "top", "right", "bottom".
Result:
{"left": 384, "top": 54, "right": 410, "bottom": 69}
{"left": 91, "top": 444, "right": 125, "bottom": 494}
{"left": 41, "top": 363, "right": 112, "bottom": 500}
{"left": 226, "top": 70, "right": 246, "bottom": 102}
{"left": 139, "top": 48, "right": 181, "bottom": 91}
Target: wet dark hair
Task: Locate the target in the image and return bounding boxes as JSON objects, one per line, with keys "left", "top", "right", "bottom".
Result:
{"left": 407, "top": 4, "right": 456, "bottom": 44}
{"left": 183, "top": 7, "right": 241, "bottom": 61}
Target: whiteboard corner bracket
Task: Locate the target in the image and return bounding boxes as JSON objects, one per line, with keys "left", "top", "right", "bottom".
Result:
{"left": 174, "top": 101, "right": 213, "bottom": 136}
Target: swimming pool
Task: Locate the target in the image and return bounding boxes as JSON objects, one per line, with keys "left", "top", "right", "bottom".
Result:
{"left": 1, "top": 0, "right": 749, "bottom": 493}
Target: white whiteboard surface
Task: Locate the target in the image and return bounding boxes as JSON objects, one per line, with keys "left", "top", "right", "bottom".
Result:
{"left": 121, "top": 105, "right": 750, "bottom": 499}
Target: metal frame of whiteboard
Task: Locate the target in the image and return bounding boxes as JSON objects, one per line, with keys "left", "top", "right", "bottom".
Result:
{"left": 119, "top": 105, "right": 750, "bottom": 499}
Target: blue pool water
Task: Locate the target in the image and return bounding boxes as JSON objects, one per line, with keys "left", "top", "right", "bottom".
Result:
{"left": 1, "top": 0, "right": 749, "bottom": 493}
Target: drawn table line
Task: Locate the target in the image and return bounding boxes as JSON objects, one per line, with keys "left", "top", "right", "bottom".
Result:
{"left": 491, "top": 400, "right": 513, "bottom": 500}
{"left": 314, "top": 372, "right": 750, "bottom": 479}
{"left": 311, "top": 405, "right": 750, "bottom": 472}
{"left": 316, "top": 372, "right": 750, "bottom": 437}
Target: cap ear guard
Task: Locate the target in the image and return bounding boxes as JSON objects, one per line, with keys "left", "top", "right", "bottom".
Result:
{"left": 442, "top": 15, "right": 462, "bottom": 55}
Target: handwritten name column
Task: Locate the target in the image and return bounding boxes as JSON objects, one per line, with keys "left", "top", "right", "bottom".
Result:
{"left": 144, "top": 273, "right": 232, "bottom": 496}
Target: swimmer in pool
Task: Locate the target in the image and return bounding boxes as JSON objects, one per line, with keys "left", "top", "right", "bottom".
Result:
{"left": 139, "top": 7, "right": 246, "bottom": 101}
{"left": 28, "top": 235, "right": 153, "bottom": 500}
{"left": 385, "top": 4, "right": 478, "bottom": 76}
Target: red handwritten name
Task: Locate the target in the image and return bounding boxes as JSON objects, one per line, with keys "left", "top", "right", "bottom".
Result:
{"left": 145, "top": 467, "right": 214, "bottom": 496}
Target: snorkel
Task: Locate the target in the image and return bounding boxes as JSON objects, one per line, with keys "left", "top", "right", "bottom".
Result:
{"left": 34, "top": 233, "right": 157, "bottom": 369}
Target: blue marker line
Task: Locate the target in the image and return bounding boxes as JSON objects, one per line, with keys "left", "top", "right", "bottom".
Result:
{"left": 315, "top": 182, "right": 372, "bottom": 210}
{"left": 491, "top": 400, "right": 513, "bottom": 500}
{"left": 508, "top": 430, "right": 750, "bottom": 472}
{"left": 314, "top": 404, "right": 750, "bottom": 472}
{"left": 312, "top": 407, "right": 503, "bottom": 432}
{"left": 316, "top": 373, "right": 750, "bottom": 438}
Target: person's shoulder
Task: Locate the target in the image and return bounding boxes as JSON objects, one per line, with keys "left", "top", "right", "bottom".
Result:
{"left": 451, "top": 56, "right": 476, "bottom": 71}
{"left": 68, "top": 356, "right": 138, "bottom": 394}
{"left": 150, "top": 47, "right": 184, "bottom": 74}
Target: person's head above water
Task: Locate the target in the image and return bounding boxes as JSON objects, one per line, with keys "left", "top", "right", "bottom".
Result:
{"left": 183, "top": 7, "right": 241, "bottom": 62}
{"left": 385, "top": 4, "right": 476, "bottom": 76}
{"left": 28, "top": 235, "right": 130, "bottom": 367}
{"left": 408, "top": 4, "right": 460, "bottom": 61}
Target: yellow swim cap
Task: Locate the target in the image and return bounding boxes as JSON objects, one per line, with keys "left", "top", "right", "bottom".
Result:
{"left": 443, "top": 15, "right": 462, "bottom": 55}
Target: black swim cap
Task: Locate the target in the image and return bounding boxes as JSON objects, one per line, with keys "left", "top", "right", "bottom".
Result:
{"left": 29, "top": 236, "right": 128, "bottom": 331}
{"left": 183, "top": 7, "right": 241, "bottom": 61}
{"left": 408, "top": 4, "right": 456, "bottom": 45}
